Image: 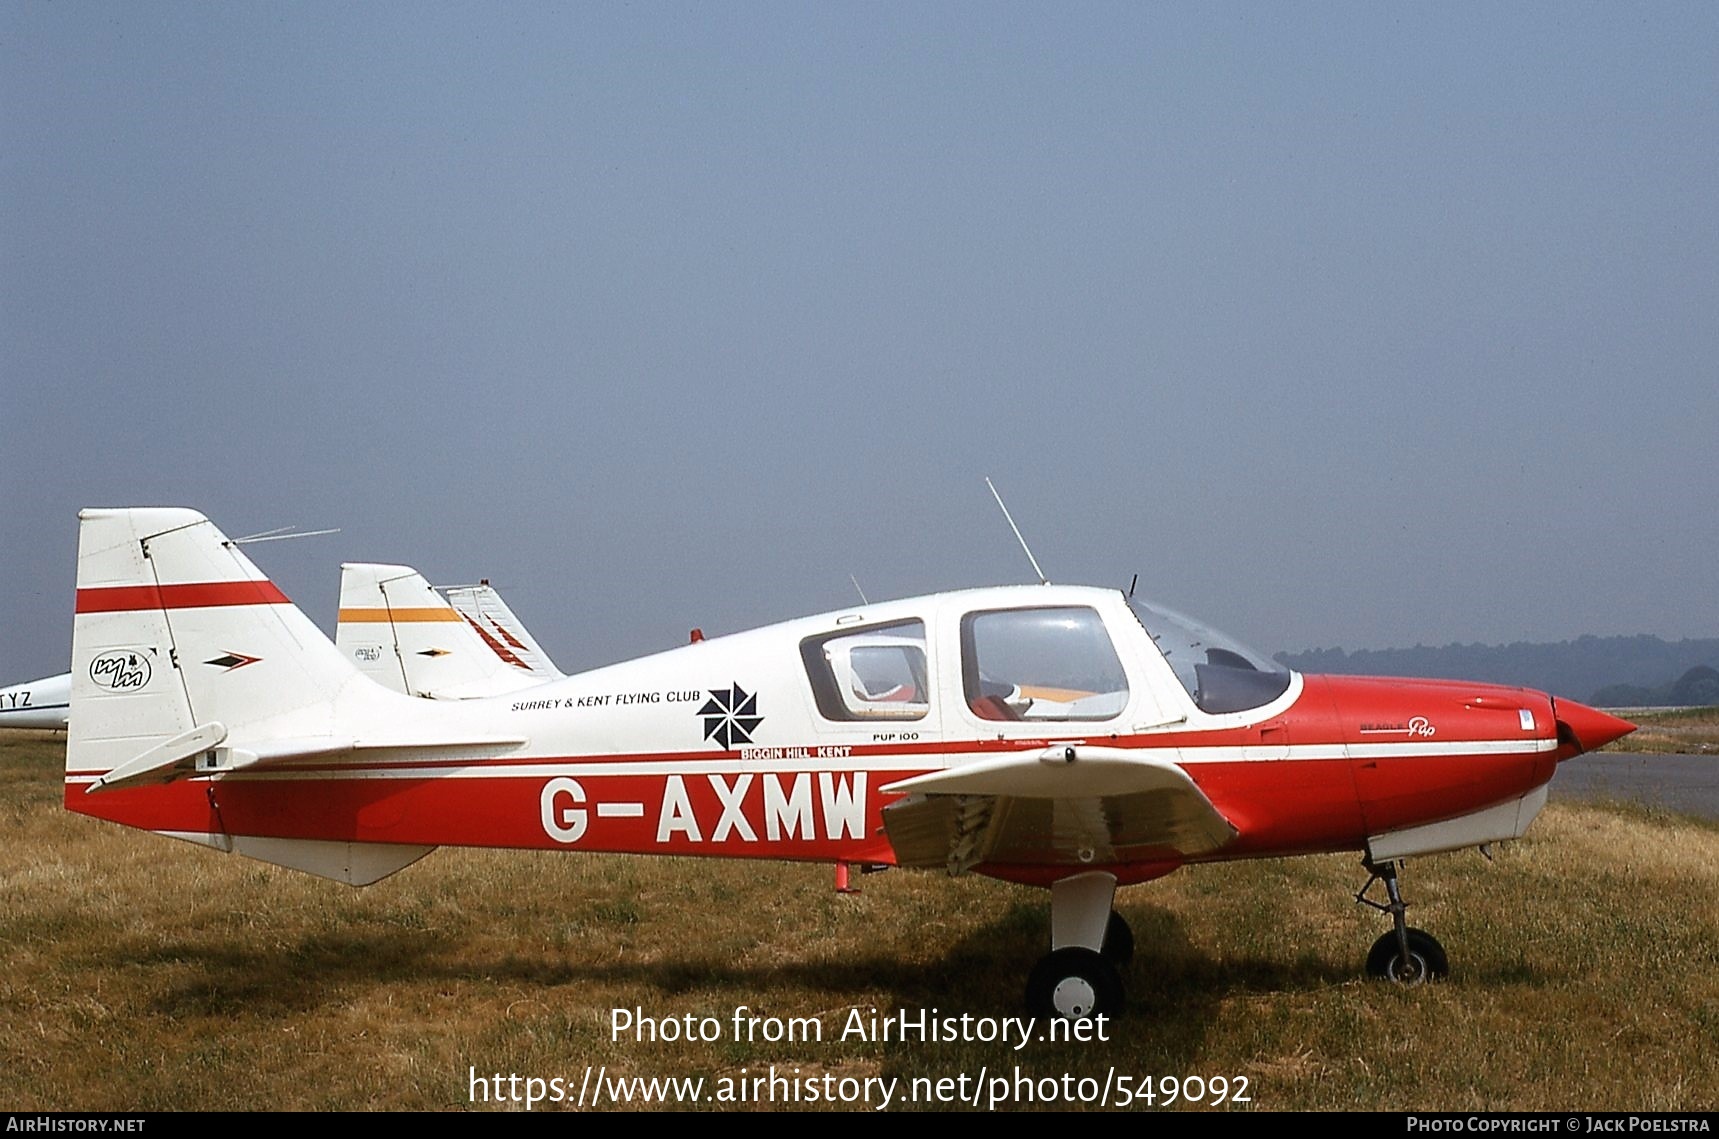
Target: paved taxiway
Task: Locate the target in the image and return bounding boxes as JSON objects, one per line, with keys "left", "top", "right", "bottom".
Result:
{"left": 1553, "top": 753, "right": 1719, "bottom": 821}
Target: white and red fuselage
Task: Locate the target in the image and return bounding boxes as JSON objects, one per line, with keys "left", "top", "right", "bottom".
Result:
{"left": 63, "top": 513, "right": 1632, "bottom": 891}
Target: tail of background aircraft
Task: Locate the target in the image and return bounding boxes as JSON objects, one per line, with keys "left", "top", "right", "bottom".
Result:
{"left": 445, "top": 582, "right": 564, "bottom": 680}
{"left": 65, "top": 508, "right": 519, "bottom": 884}
{"left": 0, "top": 671, "right": 70, "bottom": 730}
{"left": 335, "top": 563, "right": 549, "bottom": 699}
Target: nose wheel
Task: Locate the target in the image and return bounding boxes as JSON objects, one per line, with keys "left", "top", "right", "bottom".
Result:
{"left": 1365, "top": 927, "right": 1448, "bottom": 983}
{"left": 1356, "top": 860, "right": 1449, "bottom": 984}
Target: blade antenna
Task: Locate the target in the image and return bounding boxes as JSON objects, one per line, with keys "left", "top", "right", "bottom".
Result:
{"left": 985, "top": 477, "right": 1049, "bottom": 585}
{"left": 849, "top": 574, "right": 869, "bottom": 606}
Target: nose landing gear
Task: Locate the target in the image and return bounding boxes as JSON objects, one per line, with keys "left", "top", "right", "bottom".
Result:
{"left": 1356, "top": 860, "right": 1449, "bottom": 984}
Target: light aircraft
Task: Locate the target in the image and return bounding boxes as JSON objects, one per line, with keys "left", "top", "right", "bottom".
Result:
{"left": 336, "top": 564, "right": 562, "bottom": 698}
{"left": 3, "top": 565, "right": 561, "bottom": 730}
{"left": 1, "top": 670, "right": 70, "bottom": 730}
{"left": 63, "top": 507, "right": 1634, "bottom": 1019}
{"left": 446, "top": 580, "right": 565, "bottom": 682}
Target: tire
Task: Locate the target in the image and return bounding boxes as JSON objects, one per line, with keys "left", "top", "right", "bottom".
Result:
{"left": 1026, "top": 947, "right": 1125, "bottom": 1020}
{"left": 1102, "top": 910, "right": 1135, "bottom": 968}
{"left": 1365, "top": 928, "right": 1450, "bottom": 984}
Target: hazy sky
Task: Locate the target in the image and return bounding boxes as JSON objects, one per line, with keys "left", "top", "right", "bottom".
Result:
{"left": 4, "top": 4, "right": 1716, "bottom": 683}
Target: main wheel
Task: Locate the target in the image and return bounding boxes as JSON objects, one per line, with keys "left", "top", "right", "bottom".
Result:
{"left": 1102, "top": 910, "right": 1135, "bottom": 967}
{"left": 1026, "top": 947, "right": 1124, "bottom": 1020}
{"left": 1365, "top": 928, "right": 1449, "bottom": 984}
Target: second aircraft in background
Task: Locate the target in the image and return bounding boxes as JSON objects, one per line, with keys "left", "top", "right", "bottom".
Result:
{"left": 0, "top": 566, "right": 563, "bottom": 728}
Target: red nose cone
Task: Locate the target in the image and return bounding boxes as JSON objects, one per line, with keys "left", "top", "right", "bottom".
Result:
{"left": 1553, "top": 699, "right": 1636, "bottom": 754}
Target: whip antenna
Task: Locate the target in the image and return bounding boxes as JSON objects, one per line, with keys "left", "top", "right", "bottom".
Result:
{"left": 232, "top": 525, "right": 341, "bottom": 545}
{"left": 985, "top": 477, "right": 1049, "bottom": 585}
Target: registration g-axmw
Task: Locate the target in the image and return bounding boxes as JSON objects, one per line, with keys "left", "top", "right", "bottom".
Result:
{"left": 539, "top": 773, "right": 866, "bottom": 844}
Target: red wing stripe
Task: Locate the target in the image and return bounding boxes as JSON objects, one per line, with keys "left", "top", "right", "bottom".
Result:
{"left": 76, "top": 581, "right": 291, "bottom": 613}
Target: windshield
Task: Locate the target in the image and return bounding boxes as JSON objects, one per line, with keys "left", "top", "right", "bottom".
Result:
{"left": 1126, "top": 598, "right": 1292, "bottom": 715}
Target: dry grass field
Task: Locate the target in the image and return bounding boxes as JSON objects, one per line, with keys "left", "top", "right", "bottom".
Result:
{"left": 3, "top": 732, "right": 1715, "bottom": 1112}
{"left": 1605, "top": 706, "right": 1719, "bottom": 755}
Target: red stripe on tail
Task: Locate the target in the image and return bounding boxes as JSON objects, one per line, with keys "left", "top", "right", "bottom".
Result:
{"left": 463, "top": 615, "right": 529, "bottom": 669}
{"left": 76, "top": 581, "right": 291, "bottom": 613}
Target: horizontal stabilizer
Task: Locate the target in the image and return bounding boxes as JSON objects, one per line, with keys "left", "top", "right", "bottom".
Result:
{"left": 86, "top": 722, "right": 228, "bottom": 795}
{"left": 239, "top": 733, "right": 529, "bottom": 761}
{"left": 88, "top": 728, "right": 527, "bottom": 793}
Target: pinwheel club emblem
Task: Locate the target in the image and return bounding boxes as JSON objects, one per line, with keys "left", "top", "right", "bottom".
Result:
{"left": 698, "top": 684, "right": 762, "bottom": 749}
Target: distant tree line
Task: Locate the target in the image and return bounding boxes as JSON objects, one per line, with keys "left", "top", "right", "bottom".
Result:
{"left": 1590, "top": 665, "right": 1719, "bottom": 708}
{"left": 1275, "top": 635, "right": 1719, "bottom": 706}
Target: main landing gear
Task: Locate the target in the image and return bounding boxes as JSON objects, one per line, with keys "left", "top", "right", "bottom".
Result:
{"left": 1025, "top": 862, "right": 1449, "bottom": 1016}
{"left": 1356, "top": 860, "right": 1449, "bottom": 984}
{"left": 1026, "top": 872, "right": 1131, "bottom": 1020}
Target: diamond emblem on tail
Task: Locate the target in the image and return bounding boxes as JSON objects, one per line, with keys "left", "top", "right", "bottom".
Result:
{"left": 203, "top": 652, "right": 262, "bottom": 671}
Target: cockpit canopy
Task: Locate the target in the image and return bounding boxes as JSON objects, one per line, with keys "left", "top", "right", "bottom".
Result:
{"left": 797, "top": 586, "right": 1293, "bottom": 728}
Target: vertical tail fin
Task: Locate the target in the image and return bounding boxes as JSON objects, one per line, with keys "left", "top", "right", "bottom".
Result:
{"left": 68, "top": 508, "right": 446, "bottom": 885}
{"left": 445, "top": 582, "right": 565, "bottom": 680}
{"left": 335, "top": 563, "right": 545, "bottom": 698}
{"left": 68, "top": 508, "right": 359, "bottom": 785}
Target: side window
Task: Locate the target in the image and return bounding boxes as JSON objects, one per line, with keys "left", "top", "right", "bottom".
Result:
{"left": 961, "top": 607, "right": 1129, "bottom": 722}
{"left": 801, "top": 620, "right": 929, "bottom": 722}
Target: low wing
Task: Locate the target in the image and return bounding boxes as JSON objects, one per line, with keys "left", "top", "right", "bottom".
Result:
{"left": 880, "top": 745, "right": 1237, "bottom": 874}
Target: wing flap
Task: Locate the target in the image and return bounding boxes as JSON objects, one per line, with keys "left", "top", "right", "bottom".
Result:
{"left": 881, "top": 746, "right": 1237, "bottom": 871}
